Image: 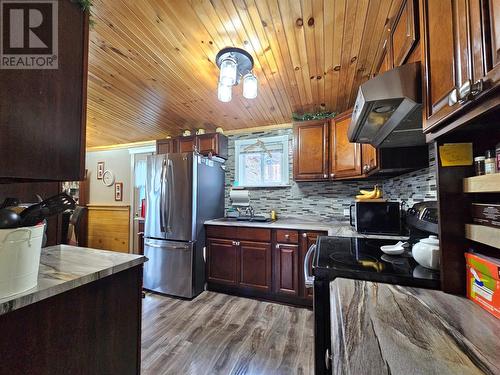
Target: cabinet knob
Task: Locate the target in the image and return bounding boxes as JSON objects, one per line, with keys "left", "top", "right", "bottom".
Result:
{"left": 284, "top": 234, "right": 290, "bottom": 239}
{"left": 323, "top": 174, "right": 327, "bottom": 178}
{"left": 330, "top": 173, "right": 335, "bottom": 178}
{"left": 302, "top": 233, "right": 307, "bottom": 238}
{"left": 276, "top": 244, "right": 280, "bottom": 249}
{"left": 363, "top": 164, "right": 370, "bottom": 173}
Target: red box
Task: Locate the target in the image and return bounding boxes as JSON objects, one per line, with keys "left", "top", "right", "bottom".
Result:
{"left": 465, "top": 252, "right": 500, "bottom": 319}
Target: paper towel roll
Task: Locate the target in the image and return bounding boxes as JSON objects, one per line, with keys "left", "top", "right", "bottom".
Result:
{"left": 230, "top": 189, "right": 250, "bottom": 207}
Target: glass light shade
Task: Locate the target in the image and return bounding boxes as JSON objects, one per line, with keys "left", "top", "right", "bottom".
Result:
{"left": 217, "top": 82, "right": 232, "bottom": 102}
{"left": 219, "top": 57, "right": 237, "bottom": 86}
{"left": 243, "top": 73, "right": 258, "bottom": 99}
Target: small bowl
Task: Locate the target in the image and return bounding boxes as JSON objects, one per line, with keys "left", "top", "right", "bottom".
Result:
{"left": 380, "top": 245, "right": 405, "bottom": 255}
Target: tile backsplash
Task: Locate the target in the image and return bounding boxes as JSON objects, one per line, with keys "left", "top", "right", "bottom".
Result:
{"left": 224, "top": 128, "right": 436, "bottom": 219}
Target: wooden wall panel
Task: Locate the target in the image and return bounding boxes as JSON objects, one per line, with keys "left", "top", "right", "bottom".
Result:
{"left": 87, "top": 205, "right": 130, "bottom": 252}
{"left": 87, "top": 0, "right": 404, "bottom": 148}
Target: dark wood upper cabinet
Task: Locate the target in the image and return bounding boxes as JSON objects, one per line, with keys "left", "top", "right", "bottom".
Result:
{"left": 273, "top": 243, "right": 299, "bottom": 297}
{"left": 293, "top": 121, "right": 329, "bottom": 181}
{"left": 156, "top": 133, "right": 228, "bottom": 159}
{"left": 0, "top": 1, "right": 88, "bottom": 181}
{"left": 361, "top": 144, "right": 379, "bottom": 174}
{"left": 156, "top": 139, "right": 174, "bottom": 154}
{"left": 239, "top": 241, "right": 272, "bottom": 293}
{"left": 391, "top": 0, "right": 418, "bottom": 67}
{"left": 197, "top": 133, "right": 228, "bottom": 159}
{"left": 175, "top": 136, "right": 197, "bottom": 153}
{"left": 329, "top": 110, "right": 362, "bottom": 180}
{"left": 420, "top": 0, "right": 499, "bottom": 133}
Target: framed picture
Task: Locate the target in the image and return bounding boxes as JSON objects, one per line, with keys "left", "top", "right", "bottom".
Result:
{"left": 97, "top": 162, "right": 105, "bottom": 180}
{"left": 114, "top": 182, "right": 123, "bottom": 201}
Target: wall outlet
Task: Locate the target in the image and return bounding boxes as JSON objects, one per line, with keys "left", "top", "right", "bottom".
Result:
{"left": 343, "top": 209, "right": 350, "bottom": 217}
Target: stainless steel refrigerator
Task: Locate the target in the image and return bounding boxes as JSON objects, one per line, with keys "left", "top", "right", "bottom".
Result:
{"left": 143, "top": 152, "right": 225, "bottom": 298}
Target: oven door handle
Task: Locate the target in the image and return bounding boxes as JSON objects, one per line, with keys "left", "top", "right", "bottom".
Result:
{"left": 349, "top": 203, "right": 355, "bottom": 227}
{"left": 304, "top": 244, "right": 316, "bottom": 288}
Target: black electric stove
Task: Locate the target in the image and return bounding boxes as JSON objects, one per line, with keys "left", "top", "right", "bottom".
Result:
{"left": 313, "top": 233, "right": 440, "bottom": 374}
{"left": 313, "top": 236, "right": 440, "bottom": 289}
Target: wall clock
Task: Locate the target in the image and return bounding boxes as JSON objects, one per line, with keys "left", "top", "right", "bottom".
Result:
{"left": 102, "top": 170, "right": 115, "bottom": 187}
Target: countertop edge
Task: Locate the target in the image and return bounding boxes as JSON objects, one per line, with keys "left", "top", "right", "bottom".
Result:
{"left": 0, "top": 247, "right": 146, "bottom": 316}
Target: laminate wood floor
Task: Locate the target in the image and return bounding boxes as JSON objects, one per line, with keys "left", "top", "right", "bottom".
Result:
{"left": 141, "top": 291, "right": 314, "bottom": 375}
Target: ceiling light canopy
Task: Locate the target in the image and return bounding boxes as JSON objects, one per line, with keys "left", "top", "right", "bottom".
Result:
{"left": 216, "top": 47, "right": 258, "bottom": 102}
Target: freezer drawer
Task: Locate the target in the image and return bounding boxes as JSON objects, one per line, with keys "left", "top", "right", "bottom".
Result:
{"left": 143, "top": 238, "right": 194, "bottom": 298}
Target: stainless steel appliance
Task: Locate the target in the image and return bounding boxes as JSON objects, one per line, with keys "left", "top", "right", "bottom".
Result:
{"left": 348, "top": 62, "right": 425, "bottom": 148}
{"left": 144, "top": 153, "right": 225, "bottom": 298}
{"left": 349, "top": 201, "right": 402, "bottom": 235}
{"left": 310, "top": 201, "right": 440, "bottom": 374}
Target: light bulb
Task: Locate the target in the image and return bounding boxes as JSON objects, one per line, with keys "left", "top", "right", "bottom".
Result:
{"left": 243, "top": 73, "right": 258, "bottom": 99}
{"left": 219, "top": 56, "right": 237, "bottom": 86}
{"left": 218, "top": 82, "right": 232, "bottom": 102}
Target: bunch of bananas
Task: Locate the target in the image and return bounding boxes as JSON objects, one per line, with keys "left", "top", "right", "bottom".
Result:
{"left": 356, "top": 185, "right": 383, "bottom": 200}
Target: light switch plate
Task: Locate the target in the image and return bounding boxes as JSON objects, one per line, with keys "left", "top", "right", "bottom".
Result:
{"left": 343, "top": 209, "right": 350, "bottom": 217}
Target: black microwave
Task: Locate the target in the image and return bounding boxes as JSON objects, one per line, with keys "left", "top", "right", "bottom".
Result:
{"left": 349, "top": 201, "right": 402, "bottom": 235}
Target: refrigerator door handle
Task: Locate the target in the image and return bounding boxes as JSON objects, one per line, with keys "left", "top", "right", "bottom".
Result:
{"left": 145, "top": 241, "right": 189, "bottom": 250}
{"left": 159, "top": 158, "right": 167, "bottom": 232}
{"left": 166, "top": 159, "right": 174, "bottom": 233}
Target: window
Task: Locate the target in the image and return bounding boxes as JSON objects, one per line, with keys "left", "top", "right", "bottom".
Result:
{"left": 234, "top": 135, "right": 289, "bottom": 187}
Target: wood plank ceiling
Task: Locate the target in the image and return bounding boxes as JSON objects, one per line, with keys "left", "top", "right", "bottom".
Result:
{"left": 87, "top": 0, "right": 403, "bottom": 147}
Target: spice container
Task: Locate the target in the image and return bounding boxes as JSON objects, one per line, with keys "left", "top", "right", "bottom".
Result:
{"left": 474, "top": 156, "right": 485, "bottom": 176}
{"left": 485, "top": 150, "right": 497, "bottom": 174}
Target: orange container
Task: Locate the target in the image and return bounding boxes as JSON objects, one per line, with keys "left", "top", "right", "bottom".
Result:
{"left": 465, "top": 252, "right": 500, "bottom": 319}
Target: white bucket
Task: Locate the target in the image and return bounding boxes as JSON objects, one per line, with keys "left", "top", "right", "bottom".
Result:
{"left": 0, "top": 224, "right": 44, "bottom": 299}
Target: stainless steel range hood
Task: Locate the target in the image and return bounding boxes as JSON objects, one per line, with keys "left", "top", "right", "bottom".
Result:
{"left": 348, "top": 62, "right": 425, "bottom": 148}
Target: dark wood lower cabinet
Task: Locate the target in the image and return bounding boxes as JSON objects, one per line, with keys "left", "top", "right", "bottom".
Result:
{"left": 0, "top": 266, "right": 143, "bottom": 375}
{"left": 206, "top": 225, "right": 327, "bottom": 307}
{"left": 239, "top": 241, "right": 272, "bottom": 292}
{"left": 207, "top": 238, "right": 238, "bottom": 286}
{"left": 273, "top": 244, "right": 299, "bottom": 296}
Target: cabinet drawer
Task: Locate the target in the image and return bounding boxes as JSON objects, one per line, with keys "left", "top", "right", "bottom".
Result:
{"left": 275, "top": 229, "right": 299, "bottom": 244}
{"left": 206, "top": 225, "right": 271, "bottom": 242}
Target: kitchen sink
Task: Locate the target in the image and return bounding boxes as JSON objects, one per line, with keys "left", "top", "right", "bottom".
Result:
{"left": 236, "top": 215, "right": 271, "bottom": 222}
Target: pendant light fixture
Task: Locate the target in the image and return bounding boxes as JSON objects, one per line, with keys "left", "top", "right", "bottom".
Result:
{"left": 216, "top": 47, "right": 258, "bottom": 102}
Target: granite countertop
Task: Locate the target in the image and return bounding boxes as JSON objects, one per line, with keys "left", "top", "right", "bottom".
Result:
{"left": 0, "top": 245, "right": 146, "bottom": 316}
{"left": 205, "top": 216, "right": 409, "bottom": 240}
{"left": 330, "top": 278, "right": 500, "bottom": 375}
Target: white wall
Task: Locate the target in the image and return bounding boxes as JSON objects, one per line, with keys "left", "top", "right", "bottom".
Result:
{"left": 85, "top": 149, "right": 132, "bottom": 205}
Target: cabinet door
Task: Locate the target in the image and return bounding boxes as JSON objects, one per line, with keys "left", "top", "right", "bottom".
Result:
{"left": 293, "top": 121, "right": 329, "bottom": 181}
{"left": 175, "top": 136, "right": 197, "bottom": 153}
{"left": 239, "top": 241, "right": 272, "bottom": 292}
{"left": 391, "top": 0, "right": 418, "bottom": 67}
{"left": 196, "top": 133, "right": 228, "bottom": 159}
{"left": 156, "top": 140, "right": 174, "bottom": 154}
{"left": 299, "top": 232, "right": 326, "bottom": 300}
{"left": 329, "top": 111, "right": 362, "bottom": 179}
{"left": 486, "top": 1, "right": 500, "bottom": 78}
{"left": 207, "top": 239, "right": 238, "bottom": 286}
{"left": 361, "top": 144, "right": 378, "bottom": 174}
{"left": 273, "top": 243, "right": 299, "bottom": 296}
{"left": 0, "top": 1, "right": 88, "bottom": 181}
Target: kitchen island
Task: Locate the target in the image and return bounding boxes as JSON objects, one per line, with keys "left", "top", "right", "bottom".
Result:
{"left": 0, "top": 245, "right": 146, "bottom": 375}
{"left": 330, "top": 278, "right": 500, "bottom": 374}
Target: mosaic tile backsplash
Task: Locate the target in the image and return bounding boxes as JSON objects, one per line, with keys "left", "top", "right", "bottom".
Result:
{"left": 224, "top": 128, "right": 436, "bottom": 219}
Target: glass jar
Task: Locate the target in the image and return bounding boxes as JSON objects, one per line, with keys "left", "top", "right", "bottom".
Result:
{"left": 474, "top": 156, "right": 485, "bottom": 176}
{"left": 485, "top": 150, "right": 496, "bottom": 174}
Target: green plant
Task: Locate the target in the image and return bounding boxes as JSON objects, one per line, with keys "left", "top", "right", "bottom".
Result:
{"left": 73, "top": 0, "right": 95, "bottom": 27}
{"left": 292, "top": 111, "right": 337, "bottom": 122}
